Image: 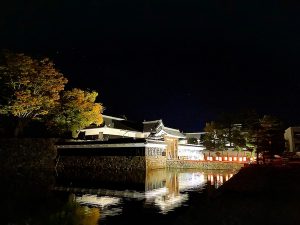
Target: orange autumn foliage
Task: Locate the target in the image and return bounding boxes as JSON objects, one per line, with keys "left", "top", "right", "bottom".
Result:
{"left": 49, "top": 88, "right": 103, "bottom": 137}
{"left": 0, "top": 52, "right": 68, "bottom": 119}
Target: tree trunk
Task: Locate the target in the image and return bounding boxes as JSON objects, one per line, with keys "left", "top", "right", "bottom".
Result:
{"left": 14, "top": 119, "right": 27, "bottom": 137}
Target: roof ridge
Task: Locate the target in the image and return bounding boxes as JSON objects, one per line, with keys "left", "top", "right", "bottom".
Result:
{"left": 143, "top": 120, "right": 162, "bottom": 124}
{"left": 102, "top": 114, "right": 125, "bottom": 121}
{"left": 163, "top": 126, "right": 181, "bottom": 132}
{"left": 184, "top": 132, "right": 206, "bottom": 134}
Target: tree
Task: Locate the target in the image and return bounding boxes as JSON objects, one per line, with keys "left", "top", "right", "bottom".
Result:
{"left": 203, "top": 121, "right": 223, "bottom": 150}
{"left": 203, "top": 113, "right": 247, "bottom": 151}
{"left": 0, "top": 51, "right": 68, "bottom": 136}
{"left": 48, "top": 88, "right": 103, "bottom": 138}
{"left": 241, "top": 113, "right": 284, "bottom": 163}
{"left": 216, "top": 112, "right": 237, "bottom": 148}
{"left": 203, "top": 111, "right": 285, "bottom": 163}
{"left": 241, "top": 110, "right": 260, "bottom": 156}
{"left": 187, "top": 137, "right": 198, "bottom": 144}
{"left": 257, "top": 115, "right": 285, "bottom": 159}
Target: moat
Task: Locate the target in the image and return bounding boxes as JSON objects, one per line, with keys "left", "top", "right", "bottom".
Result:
{"left": 0, "top": 168, "right": 238, "bottom": 225}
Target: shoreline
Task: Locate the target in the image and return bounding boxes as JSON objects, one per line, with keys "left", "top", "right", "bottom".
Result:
{"left": 175, "top": 164, "right": 300, "bottom": 225}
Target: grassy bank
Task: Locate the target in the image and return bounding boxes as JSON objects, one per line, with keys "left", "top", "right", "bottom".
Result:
{"left": 176, "top": 164, "right": 300, "bottom": 225}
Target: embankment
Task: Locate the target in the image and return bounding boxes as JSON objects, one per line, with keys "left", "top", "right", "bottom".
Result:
{"left": 175, "top": 164, "right": 300, "bottom": 225}
{"left": 0, "top": 138, "right": 57, "bottom": 172}
{"left": 167, "top": 160, "right": 244, "bottom": 170}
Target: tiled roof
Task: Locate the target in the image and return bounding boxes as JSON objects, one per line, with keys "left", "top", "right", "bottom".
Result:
{"left": 109, "top": 120, "right": 143, "bottom": 132}
{"left": 85, "top": 115, "right": 143, "bottom": 132}
{"left": 163, "top": 127, "right": 186, "bottom": 138}
{"left": 143, "top": 120, "right": 162, "bottom": 133}
{"left": 84, "top": 116, "right": 186, "bottom": 138}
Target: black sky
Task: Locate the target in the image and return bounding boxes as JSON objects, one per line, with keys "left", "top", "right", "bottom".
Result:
{"left": 1, "top": 0, "right": 300, "bottom": 131}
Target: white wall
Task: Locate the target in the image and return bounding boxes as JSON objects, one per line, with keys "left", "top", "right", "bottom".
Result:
{"left": 178, "top": 144, "right": 205, "bottom": 160}
{"left": 81, "top": 127, "right": 148, "bottom": 139}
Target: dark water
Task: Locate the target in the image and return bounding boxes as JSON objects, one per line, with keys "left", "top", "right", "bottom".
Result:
{"left": 0, "top": 168, "right": 238, "bottom": 225}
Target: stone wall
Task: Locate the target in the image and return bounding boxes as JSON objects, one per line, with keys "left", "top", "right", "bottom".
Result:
{"left": 167, "top": 160, "right": 244, "bottom": 170}
{"left": 145, "top": 146, "right": 166, "bottom": 170}
{"left": 57, "top": 155, "right": 148, "bottom": 189}
{"left": 58, "top": 155, "right": 146, "bottom": 171}
{"left": 0, "top": 138, "right": 57, "bottom": 172}
{"left": 146, "top": 156, "right": 166, "bottom": 170}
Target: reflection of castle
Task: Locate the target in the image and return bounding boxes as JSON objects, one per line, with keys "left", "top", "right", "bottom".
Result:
{"left": 145, "top": 170, "right": 207, "bottom": 214}
{"left": 145, "top": 170, "right": 237, "bottom": 213}
{"left": 55, "top": 169, "right": 237, "bottom": 216}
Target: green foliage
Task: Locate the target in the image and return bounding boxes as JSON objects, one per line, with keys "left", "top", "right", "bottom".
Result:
{"left": 203, "top": 121, "right": 220, "bottom": 150}
{"left": 187, "top": 137, "right": 198, "bottom": 144}
{"left": 203, "top": 111, "right": 285, "bottom": 156}
{"left": 203, "top": 114, "right": 246, "bottom": 151}
{"left": 257, "top": 115, "right": 285, "bottom": 154}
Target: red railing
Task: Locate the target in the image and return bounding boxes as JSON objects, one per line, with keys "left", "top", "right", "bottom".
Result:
{"left": 204, "top": 156, "right": 253, "bottom": 163}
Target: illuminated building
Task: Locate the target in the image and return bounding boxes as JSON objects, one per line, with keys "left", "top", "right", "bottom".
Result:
{"left": 284, "top": 127, "right": 300, "bottom": 152}
{"left": 77, "top": 115, "right": 205, "bottom": 161}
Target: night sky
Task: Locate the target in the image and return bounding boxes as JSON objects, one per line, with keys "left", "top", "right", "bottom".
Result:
{"left": 1, "top": 0, "right": 300, "bottom": 131}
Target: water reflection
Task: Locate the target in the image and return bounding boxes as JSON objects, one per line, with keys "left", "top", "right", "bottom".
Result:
{"left": 75, "top": 195, "right": 121, "bottom": 207}
{"left": 143, "top": 170, "right": 205, "bottom": 214}
{"left": 50, "top": 194, "right": 102, "bottom": 225}
{"left": 207, "top": 172, "right": 234, "bottom": 188}
{"left": 74, "top": 194, "right": 122, "bottom": 220}
{"left": 0, "top": 169, "right": 237, "bottom": 225}
{"left": 55, "top": 169, "right": 237, "bottom": 218}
